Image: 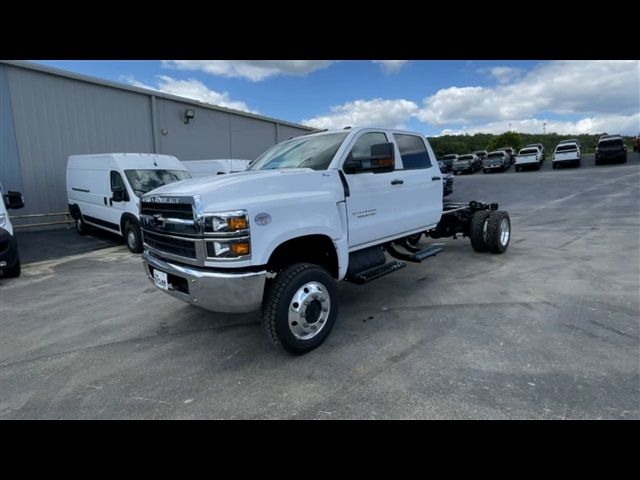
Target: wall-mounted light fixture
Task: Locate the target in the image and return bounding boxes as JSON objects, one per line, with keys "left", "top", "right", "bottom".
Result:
{"left": 184, "top": 109, "right": 196, "bottom": 124}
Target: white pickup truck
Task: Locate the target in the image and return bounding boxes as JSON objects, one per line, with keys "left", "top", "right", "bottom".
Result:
{"left": 141, "top": 127, "right": 511, "bottom": 354}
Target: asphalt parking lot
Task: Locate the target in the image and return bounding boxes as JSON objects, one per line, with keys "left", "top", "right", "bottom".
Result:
{"left": 1, "top": 153, "right": 639, "bottom": 419}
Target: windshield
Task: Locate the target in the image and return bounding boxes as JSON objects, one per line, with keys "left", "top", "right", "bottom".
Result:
{"left": 249, "top": 132, "right": 349, "bottom": 171}
{"left": 442, "top": 155, "right": 457, "bottom": 160}
{"left": 519, "top": 149, "right": 538, "bottom": 155}
{"left": 457, "top": 155, "right": 473, "bottom": 160}
{"left": 556, "top": 145, "right": 577, "bottom": 152}
{"left": 487, "top": 153, "right": 504, "bottom": 159}
{"left": 124, "top": 169, "right": 191, "bottom": 196}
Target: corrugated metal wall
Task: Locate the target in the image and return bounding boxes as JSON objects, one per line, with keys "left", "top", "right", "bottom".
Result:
{"left": 1, "top": 62, "right": 312, "bottom": 223}
{"left": 0, "top": 64, "right": 23, "bottom": 195}
{"left": 7, "top": 66, "right": 155, "bottom": 217}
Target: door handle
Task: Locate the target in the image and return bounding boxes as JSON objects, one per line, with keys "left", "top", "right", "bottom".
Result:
{"left": 431, "top": 176, "right": 441, "bottom": 181}
{"left": 391, "top": 179, "right": 404, "bottom": 185}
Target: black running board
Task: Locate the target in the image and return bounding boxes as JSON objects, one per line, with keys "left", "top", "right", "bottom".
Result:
{"left": 386, "top": 244, "right": 444, "bottom": 263}
{"left": 348, "top": 260, "right": 406, "bottom": 284}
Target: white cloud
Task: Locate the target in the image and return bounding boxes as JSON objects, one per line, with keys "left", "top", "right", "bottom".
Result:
{"left": 373, "top": 60, "right": 409, "bottom": 74}
{"left": 439, "top": 113, "right": 640, "bottom": 136}
{"left": 124, "top": 75, "right": 256, "bottom": 113}
{"left": 161, "top": 60, "right": 333, "bottom": 82}
{"left": 477, "top": 66, "right": 524, "bottom": 84}
{"left": 418, "top": 60, "right": 640, "bottom": 125}
{"left": 302, "top": 98, "right": 418, "bottom": 130}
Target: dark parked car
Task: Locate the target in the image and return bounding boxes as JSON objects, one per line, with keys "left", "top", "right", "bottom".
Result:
{"left": 452, "top": 153, "right": 481, "bottom": 174}
{"left": 473, "top": 150, "right": 488, "bottom": 161}
{"left": 595, "top": 136, "right": 627, "bottom": 165}
{"left": 438, "top": 154, "right": 458, "bottom": 173}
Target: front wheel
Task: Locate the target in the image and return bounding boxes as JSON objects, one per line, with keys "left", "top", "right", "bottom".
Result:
{"left": 485, "top": 211, "right": 511, "bottom": 254}
{"left": 124, "top": 221, "right": 143, "bottom": 253}
{"left": 262, "top": 263, "right": 338, "bottom": 355}
{"left": 75, "top": 215, "right": 89, "bottom": 235}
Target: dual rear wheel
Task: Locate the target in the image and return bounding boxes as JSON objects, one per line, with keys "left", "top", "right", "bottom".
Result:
{"left": 470, "top": 210, "right": 510, "bottom": 254}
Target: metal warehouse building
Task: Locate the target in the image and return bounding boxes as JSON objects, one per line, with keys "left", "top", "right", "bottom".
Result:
{"left": 0, "top": 60, "right": 313, "bottom": 228}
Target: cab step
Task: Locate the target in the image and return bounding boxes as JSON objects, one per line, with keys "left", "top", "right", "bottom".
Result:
{"left": 386, "top": 244, "right": 444, "bottom": 263}
{"left": 349, "top": 261, "right": 406, "bottom": 284}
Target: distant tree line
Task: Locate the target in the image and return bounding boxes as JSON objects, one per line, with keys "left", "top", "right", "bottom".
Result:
{"left": 427, "top": 131, "right": 635, "bottom": 158}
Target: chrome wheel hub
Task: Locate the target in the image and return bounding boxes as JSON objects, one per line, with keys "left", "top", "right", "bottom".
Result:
{"left": 288, "top": 281, "right": 331, "bottom": 340}
{"left": 127, "top": 230, "right": 137, "bottom": 248}
{"left": 500, "top": 217, "right": 510, "bottom": 246}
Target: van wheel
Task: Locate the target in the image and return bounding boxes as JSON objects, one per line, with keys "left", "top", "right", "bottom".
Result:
{"left": 124, "top": 221, "right": 143, "bottom": 253}
{"left": 75, "top": 215, "right": 89, "bottom": 235}
{"left": 470, "top": 210, "right": 491, "bottom": 252}
{"left": 262, "top": 263, "right": 338, "bottom": 355}
{"left": 486, "top": 211, "right": 511, "bottom": 254}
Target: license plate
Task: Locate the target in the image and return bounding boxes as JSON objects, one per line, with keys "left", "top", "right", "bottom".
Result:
{"left": 153, "top": 269, "right": 169, "bottom": 290}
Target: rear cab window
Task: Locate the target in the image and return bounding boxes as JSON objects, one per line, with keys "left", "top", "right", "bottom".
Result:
{"left": 393, "top": 134, "right": 432, "bottom": 169}
{"left": 556, "top": 144, "right": 578, "bottom": 152}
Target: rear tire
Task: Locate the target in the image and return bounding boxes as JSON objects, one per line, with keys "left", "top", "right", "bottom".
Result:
{"left": 515, "top": 166, "right": 520, "bottom": 172}
{"left": 470, "top": 210, "right": 491, "bottom": 252}
{"left": 124, "top": 221, "right": 143, "bottom": 253}
{"left": 485, "top": 211, "right": 511, "bottom": 254}
{"left": 262, "top": 263, "right": 338, "bottom": 355}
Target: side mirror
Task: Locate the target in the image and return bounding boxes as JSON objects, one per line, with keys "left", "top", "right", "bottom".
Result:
{"left": 343, "top": 142, "right": 395, "bottom": 174}
{"left": 4, "top": 191, "right": 24, "bottom": 209}
{"left": 112, "top": 186, "right": 126, "bottom": 202}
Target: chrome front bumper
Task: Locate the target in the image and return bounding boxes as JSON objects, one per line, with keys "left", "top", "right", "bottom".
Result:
{"left": 142, "top": 251, "right": 266, "bottom": 313}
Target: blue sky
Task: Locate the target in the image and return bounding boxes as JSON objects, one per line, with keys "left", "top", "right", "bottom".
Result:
{"left": 34, "top": 60, "right": 640, "bottom": 136}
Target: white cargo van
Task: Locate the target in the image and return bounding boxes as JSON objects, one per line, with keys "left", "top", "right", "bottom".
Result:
{"left": 183, "top": 159, "right": 251, "bottom": 178}
{"left": 66, "top": 153, "right": 191, "bottom": 253}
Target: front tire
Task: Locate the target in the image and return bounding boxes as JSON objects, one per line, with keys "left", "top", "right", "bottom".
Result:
{"left": 75, "top": 215, "right": 89, "bottom": 235}
{"left": 124, "top": 221, "right": 143, "bottom": 253}
{"left": 262, "top": 263, "right": 338, "bottom": 355}
{"left": 485, "top": 211, "right": 511, "bottom": 254}
{"left": 470, "top": 210, "right": 491, "bottom": 252}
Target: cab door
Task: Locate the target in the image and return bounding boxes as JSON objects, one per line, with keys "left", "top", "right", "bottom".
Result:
{"left": 342, "top": 131, "right": 401, "bottom": 249}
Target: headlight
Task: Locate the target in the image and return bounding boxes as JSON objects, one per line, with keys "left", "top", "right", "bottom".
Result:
{"left": 206, "top": 239, "right": 250, "bottom": 258}
{"left": 204, "top": 210, "right": 248, "bottom": 233}
{"left": 203, "top": 210, "right": 250, "bottom": 259}
{"left": 0, "top": 213, "right": 6, "bottom": 229}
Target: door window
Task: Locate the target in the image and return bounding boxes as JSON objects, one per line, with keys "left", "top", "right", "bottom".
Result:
{"left": 346, "top": 132, "right": 389, "bottom": 163}
{"left": 393, "top": 134, "right": 432, "bottom": 169}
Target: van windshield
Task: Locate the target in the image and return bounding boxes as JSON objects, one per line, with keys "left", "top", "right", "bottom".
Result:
{"left": 124, "top": 170, "right": 191, "bottom": 196}
{"left": 249, "top": 132, "right": 349, "bottom": 171}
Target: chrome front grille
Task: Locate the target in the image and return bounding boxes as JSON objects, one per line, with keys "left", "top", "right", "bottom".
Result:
{"left": 143, "top": 231, "right": 198, "bottom": 259}
{"left": 140, "top": 194, "right": 250, "bottom": 266}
